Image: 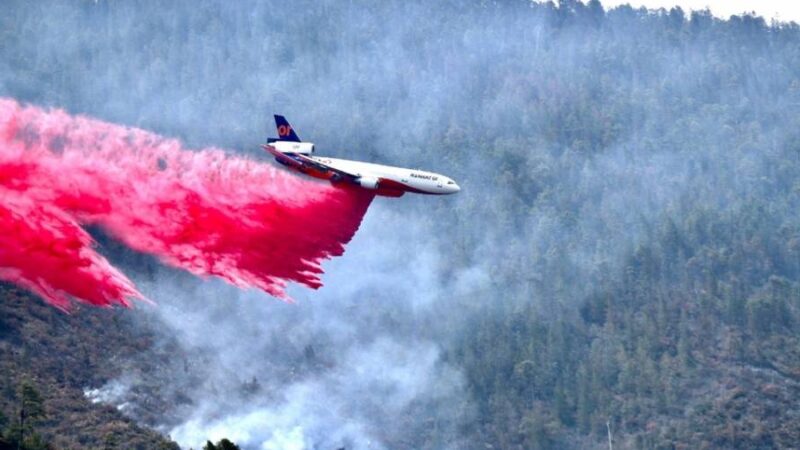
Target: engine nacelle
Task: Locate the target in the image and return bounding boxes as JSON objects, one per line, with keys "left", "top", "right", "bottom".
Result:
{"left": 272, "top": 140, "right": 315, "bottom": 154}
{"left": 357, "top": 176, "right": 380, "bottom": 189}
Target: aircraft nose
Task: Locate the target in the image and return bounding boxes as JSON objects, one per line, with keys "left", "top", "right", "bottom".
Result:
{"left": 450, "top": 182, "right": 461, "bottom": 193}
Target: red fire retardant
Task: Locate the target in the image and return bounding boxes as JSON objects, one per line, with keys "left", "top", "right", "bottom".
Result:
{"left": 0, "top": 99, "right": 374, "bottom": 310}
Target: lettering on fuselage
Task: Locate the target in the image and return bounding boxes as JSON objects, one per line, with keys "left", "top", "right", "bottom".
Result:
{"left": 410, "top": 173, "right": 438, "bottom": 181}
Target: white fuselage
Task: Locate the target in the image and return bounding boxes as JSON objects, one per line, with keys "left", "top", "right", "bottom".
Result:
{"left": 309, "top": 155, "right": 461, "bottom": 195}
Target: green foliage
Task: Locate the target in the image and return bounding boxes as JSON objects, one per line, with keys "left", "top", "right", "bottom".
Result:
{"left": 19, "top": 380, "right": 46, "bottom": 426}
{"left": 0, "top": 380, "right": 51, "bottom": 450}
{"left": 747, "top": 294, "right": 791, "bottom": 336}
{"left": 3, "top": 0, "right": 800, "bottom": 448}
{"left": 203, "top": 438, "right": 240, "bottom": 450}
{"left": 0, "top": 289, "right": 182, "bottom": 449}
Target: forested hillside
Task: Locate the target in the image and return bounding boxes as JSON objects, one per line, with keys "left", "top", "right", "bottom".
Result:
{"left": 0, "top": 285, "right": 180, "bottom": 449}
{"left": 2, "top": 0, "right": 800, "bottom": 449}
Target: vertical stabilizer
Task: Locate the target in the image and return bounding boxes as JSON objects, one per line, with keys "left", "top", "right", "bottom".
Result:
{"left": 274, "top": 115, "right": 301, "bottom": 142}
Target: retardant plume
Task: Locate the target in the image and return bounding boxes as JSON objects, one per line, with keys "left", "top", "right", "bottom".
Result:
{"left": 0, "top": 98, "right": 374, "bottom": 309}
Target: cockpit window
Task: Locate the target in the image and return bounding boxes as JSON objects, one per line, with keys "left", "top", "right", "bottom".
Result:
{"left": 447, "top": 181, "right": 454, "bottom": 185}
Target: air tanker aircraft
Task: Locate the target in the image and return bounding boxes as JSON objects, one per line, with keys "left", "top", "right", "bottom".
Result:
{"left": 263, "top": 116, "right": 460, "bottom": 197}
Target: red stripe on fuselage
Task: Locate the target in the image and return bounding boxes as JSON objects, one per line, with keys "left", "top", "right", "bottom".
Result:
{"left": 376, "top": 178, "right": 445, "bottom": 195}
{"left": 269, "top": 149, "right": 444, "bottom": 196}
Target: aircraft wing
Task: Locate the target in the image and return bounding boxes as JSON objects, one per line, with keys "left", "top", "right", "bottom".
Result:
{"left": 291, "top": 153, "right": 359, "bottom": 181}
{"left": 262, "top": 145, "right": 359, "bottom": 181}
{"left": 262, "top": 144, "right": 302, "bottom": 168}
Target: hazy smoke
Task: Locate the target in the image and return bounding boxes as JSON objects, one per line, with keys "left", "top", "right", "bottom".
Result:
{"left": 169, "top": 338, "right": 465, "bottom": 450}
{"left": 111, "top": 205, "right": 479, "bottom": 449}
{"left": 8, "top": 1, "right": 792, "bottom": 449}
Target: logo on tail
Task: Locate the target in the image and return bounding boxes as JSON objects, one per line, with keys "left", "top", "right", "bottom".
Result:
{"left": 274, "top": 115, "right": 301, "bottom": 142}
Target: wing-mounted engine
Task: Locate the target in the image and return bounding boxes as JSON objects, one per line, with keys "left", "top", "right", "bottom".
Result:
{"left": 357, "top": 176, "right": 380, "bottom": 189}
{"left": 271, "top": 140, "right": 315, "bottom": 154}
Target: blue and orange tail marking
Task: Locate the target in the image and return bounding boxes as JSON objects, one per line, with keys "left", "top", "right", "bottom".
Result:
{"left": 274, "top": 115, "right": 301, "bottom": 142}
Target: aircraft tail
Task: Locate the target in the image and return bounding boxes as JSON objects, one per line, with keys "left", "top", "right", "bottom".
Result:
{"left": 273, "top": 115, "right": 301, "bottom": 142}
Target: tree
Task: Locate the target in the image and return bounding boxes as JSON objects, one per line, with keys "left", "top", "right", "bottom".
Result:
{"left": 13, "top": 381, "right": 46, "bottom": 450}
{"left": 203, "top": 439, "right": 240, "bottom": 450}
{"left": 746, "top": 293, "right": 790, "bottom": 336}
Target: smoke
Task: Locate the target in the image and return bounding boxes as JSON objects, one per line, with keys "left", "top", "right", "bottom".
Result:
{"left": 7, "top": 1, "right": 798, "bottom": 449}
{"left": 94, "top": 205, "right": 478, "bottom": 450}
{"left": 0, "top": 98, "right": 373, "bottom": 308}
{"left": 169, "top": 338, "right": 465, "bottom": 450}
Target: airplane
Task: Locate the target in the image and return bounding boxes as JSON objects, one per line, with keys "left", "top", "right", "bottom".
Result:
{"left": 262, "top": 115, "right": 460, "bottom": 197}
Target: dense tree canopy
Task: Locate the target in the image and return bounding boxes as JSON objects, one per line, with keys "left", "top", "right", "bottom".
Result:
{"left": 3, "top": 0, "right": 800, "bottom": 448}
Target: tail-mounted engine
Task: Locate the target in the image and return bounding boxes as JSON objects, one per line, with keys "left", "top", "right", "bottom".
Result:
{"left": 272, "top": 140, "right": 315, "bottom": 154}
